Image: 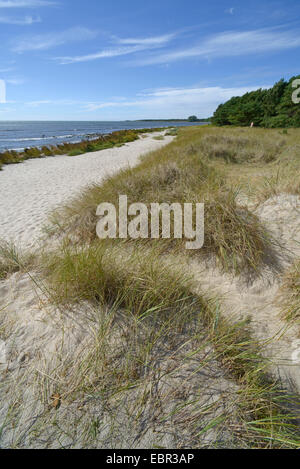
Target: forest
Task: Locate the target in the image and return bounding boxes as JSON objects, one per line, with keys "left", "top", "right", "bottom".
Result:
{"left": 212, "top": 75, "right": 300, "bottom": 127}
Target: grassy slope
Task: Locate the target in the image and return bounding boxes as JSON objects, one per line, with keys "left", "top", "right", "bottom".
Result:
{"left": 2, "top": 125, "right": 300, "bottom": 447}
{"left": 47, "top": 126, "right": 274, "bottom": 274}
{"left": 40, "top": 125, "right": 300, "bottom": 447}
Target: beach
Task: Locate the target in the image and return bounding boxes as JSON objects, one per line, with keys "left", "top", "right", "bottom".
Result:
{"left": 1, "top": 125, "right": 300, "bottom": 448}
{"left": 0, "top": 131, "right": 173, "bottom": 249}
{"left": 1, "top": 0, "right": 299, "bottom": 451}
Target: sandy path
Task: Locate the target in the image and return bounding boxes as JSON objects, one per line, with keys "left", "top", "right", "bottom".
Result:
{"left": 0, "top": 132, "right": 173, "bottom": 249}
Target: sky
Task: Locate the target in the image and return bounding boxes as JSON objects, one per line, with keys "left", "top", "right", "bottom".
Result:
{"left": 0, "top": 0, "right": 299, "bottom": 121}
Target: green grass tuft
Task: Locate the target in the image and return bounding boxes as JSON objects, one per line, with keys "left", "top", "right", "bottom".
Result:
{"left": 0, "top": 241, "right": 35, "bottom": 280}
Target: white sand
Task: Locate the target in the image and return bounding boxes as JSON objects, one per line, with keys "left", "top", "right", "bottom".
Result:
{"left": 0, "top": 132, "right": 173, "bottom": 249}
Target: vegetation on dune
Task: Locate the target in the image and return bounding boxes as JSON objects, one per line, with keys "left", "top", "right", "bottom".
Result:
{"left": 175, "top": 126, "right": 300, "bottom": 203}
{"left": 48, "top": 126, "right": 273, "bottom": 274}
{"left": 41, "top": 125, "right": 300, "bottom": 447}
{"left": 0, "top": 241, "right": 34, "bottom": 280}
{"left": 280, "top": 261, "right": 300, "bottom": 325}
{"left": 44, "top": 242, "right": 206, "bottom": 318}
{"left": 198, "top": 132, "right": 285, "bottom": 164}
{"left": 3, "top": 125, "right": 300, "bottom": 447}
{"left": 212, "top": 75, "right": 300, "bottom": 128}
{"left": 39, "top": 239, "right": 300, "bottom": 448}
{"left": 0, "top": 127, "right": 165, "bottom": 170}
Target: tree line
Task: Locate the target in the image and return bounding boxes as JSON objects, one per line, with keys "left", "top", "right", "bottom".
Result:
{"left": 212, "top": 75, "right": 300, "bottom": 127}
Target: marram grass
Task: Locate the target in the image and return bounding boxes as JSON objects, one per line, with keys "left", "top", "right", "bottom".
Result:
{"left": 39, "top": 240, "right": 300, "bottom": 448}
{"left": 47, "top": 126, "right": 274, "bottom": 274}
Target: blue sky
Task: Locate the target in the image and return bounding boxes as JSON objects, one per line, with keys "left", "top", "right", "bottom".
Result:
{"left": 0, "top": 0, "right": 299, "bottom": 120}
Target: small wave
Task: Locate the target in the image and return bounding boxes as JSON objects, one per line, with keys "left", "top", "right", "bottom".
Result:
{"left": 0, "top": 134, "right": 77, "bottom": 142}
{"left": 0, "top": 137, "right": 44, "bottom": 142}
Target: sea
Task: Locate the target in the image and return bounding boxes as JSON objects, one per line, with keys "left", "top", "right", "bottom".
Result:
{"left": 0, "top": 121, "right": 208, "bottom": 152}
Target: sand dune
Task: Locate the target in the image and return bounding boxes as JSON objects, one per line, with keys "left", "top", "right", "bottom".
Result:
{"left": 2, "top": 129, "right": 300, "bottom": 448}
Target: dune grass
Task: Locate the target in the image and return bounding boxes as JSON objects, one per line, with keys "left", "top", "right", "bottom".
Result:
{"left": 198, "top": 131, "right": 285, "bottom": 164}
{"left": 152, "top": 135, "right": 165, "bottom": 141}
{"left": 279, "top": 260, "right": 300, "bottom": 326}
{"left": 36, "top": 240, "right": 300, "bottom": 448}
{"left": 47, "top": 126, "right": 274, "bottom": 274}
{"left": 38, "top": 124, "right": 300, "bottom": 447}
{"left": 0, "top": 241, "right": 35, "bottom": 280}
{"left": 2, "top": 125, "right": 300, "bottom": 447}
{"left": 43, "top": 242, "right": 206, "bottom": 319}
{"left": 197, "top": 127, "right": 300, "bottom": 202}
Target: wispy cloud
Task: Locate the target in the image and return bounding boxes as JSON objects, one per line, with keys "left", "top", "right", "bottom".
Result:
{"left": 26, "top": 99, "right": 53, "bottom": 107}
{"left": 12, "top": 27, "right": 97, "bottom": 52}
{"left": 81, "top": 85, "right": 267, "bottom": 118}
{"left": 114, "top": 33, "right": 177, "bottom": 46}
{"left": 0, "top": 0, "right": 55, "bottom": 7}
{"left": 25, "top": 99, "right": 79, "bottom": 107}
{"left": 57, "top": 45, "right": 148, "bottom": 64}
{"left": 225, "top": 8, "right": 235, "bottom": 15}
{"left": 133, "top": 28, "right": 300, "bottom": 65}
{"left": 6, "top": 77, "right": 24, "bottom": 84}
{"left": 55, "top": 27, "right": 300, "bottom": 67}
{"left": 0, "top": 14, "right": 41, "bottom": 23}
{"left": 0, "top": 67, "right": 14, "bottom": 72}
{"left": 56, "top": 33, "right": 177, "bottom": 64}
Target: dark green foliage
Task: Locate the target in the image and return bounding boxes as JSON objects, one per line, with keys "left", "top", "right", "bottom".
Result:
{"left": 188, "top": 115, "right": 199, "bottom": 122}
{"left": 212, "top": 76, "right": 300, "bottom": 128}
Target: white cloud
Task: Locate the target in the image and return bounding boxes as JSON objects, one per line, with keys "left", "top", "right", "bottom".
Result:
{"left": 24, "top": 98, "right": 81, "bottom": 106}
{"left": 0, "top": 15, "right": 41, "bottom": 23}
{"left": 56, "top": 33, "right": 177, "bottom": 64}
{"left": 225, "top": 8, "right": 234, "bottom": 15}
{"left": 133, "top": 28, "right": 300, "bottom": 65}
{"left": 0, "top": 0, "right": 55, "bottom": 7}
{"left": 57, "top": 45, "right": 149, "bottom": 64}
{"left": 13, "top": 27, "right": 97, "bottom": 52}
{"left": 6, "top": 77, "right": 24, "bottom": 84}
{"left": 26, "top": 99, "right": 52, "bottom": 107}
{"left": 56, "top": 27, "right": 300, "bottom": 67}
{"left": 114, "top": 33, "right": 177, "bottom": 46}
{"left": 81, "top": 85, "right": 267, "bottom": 118}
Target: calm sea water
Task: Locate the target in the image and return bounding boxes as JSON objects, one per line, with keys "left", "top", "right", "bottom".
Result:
{"left": 0, "top": 121, "right": 207, "bottom": 152}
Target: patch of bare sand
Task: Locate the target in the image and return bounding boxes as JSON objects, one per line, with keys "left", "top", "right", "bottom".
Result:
{"left": 189, "top": 194, "right": 300, "bottom": 393}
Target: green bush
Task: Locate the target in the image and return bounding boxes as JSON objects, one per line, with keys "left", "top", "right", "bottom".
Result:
{"left": 68, "top": 149, "right": 84, "bottom": 156}
{"left": 212, "top": 75, "right": 300, "bottom": 128}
